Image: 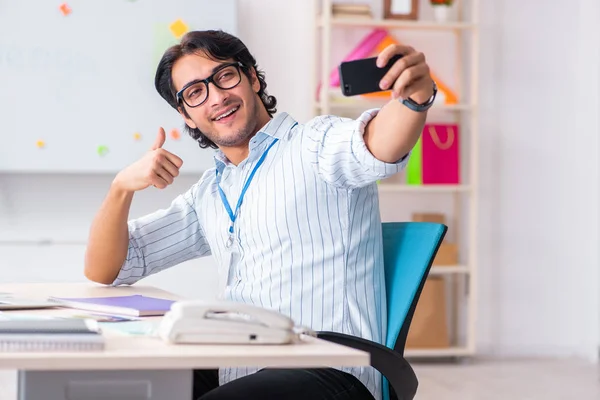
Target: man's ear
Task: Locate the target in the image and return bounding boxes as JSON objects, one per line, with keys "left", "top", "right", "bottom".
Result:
{"left": 178, "top": 107, "right": 197, "bottom": 129}
{"left": 249, "top": 67, "right": 261, "bottom": 93}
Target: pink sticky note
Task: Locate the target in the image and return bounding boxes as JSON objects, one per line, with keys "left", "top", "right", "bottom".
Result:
{"left": 170, "top": 128, "right": 181, "bottom": 140}
{"left": 59, "top": 3, "right": 72, "bottom": 16}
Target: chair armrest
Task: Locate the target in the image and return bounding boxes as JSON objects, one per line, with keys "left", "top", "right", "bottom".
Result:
{"left": 317, "top": 331, "right": 417, "bottom": 400}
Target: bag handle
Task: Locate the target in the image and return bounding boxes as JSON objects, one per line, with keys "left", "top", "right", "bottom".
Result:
{"left": 428, "top": 125, "right": 455, "bottom": 150}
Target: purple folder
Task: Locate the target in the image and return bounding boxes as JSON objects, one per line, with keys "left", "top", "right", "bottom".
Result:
{"left": 51, "top": 295, "right": 176, "bottom": 317}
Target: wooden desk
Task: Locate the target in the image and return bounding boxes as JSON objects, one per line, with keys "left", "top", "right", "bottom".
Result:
{"left": 0, "top": 283, "right": 370, "bottom": 400}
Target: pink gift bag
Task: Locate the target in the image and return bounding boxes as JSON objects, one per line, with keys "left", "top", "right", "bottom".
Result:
{"left": 422, "top": 124, "right": 460, "bottom": 184}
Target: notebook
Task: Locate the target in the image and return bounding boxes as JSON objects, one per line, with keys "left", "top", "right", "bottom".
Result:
{"left": 0, "top": 319, "right": 104, "bottom": 352}
{"left": 50, "top": 295, "right": 176, "bottom": 317}
{"left": 0, "top": 296, "right": 59, "bottom": 310}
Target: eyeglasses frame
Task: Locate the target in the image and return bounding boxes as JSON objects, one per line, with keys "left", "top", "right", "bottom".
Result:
{"left": 176, "top": 61, "right": 245, "bottom": 108}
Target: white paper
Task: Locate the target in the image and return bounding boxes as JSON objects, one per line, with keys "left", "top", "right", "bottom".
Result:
{"left": 391, "top": 0, "right": 412, "bottom": 14}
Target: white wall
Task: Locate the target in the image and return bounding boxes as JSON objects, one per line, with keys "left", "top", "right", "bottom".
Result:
{"left": 476, "top": 0, "right": 599, "bottom": 360}
{"left": 0, "top": 0, "right": 598, "bottom": 360}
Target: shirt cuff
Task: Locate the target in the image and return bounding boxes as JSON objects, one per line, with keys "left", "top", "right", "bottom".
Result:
{"left": 109, "top": 224, "right": 145, "bottom": 286}
{"left": 351, "top": 109, "right": 411, "bottom": 177}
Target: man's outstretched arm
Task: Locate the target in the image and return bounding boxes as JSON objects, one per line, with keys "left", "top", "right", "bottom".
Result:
{"left": 304, "top": 44, "right": 435, "bottom": 189}
{"left": 364, "top": 44, "right": 435, "bottom": 163}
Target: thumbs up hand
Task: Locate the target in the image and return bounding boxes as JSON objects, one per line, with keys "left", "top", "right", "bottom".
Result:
{"left": 151, "top": 127, "right": 167, "bottom": 150}
{"left": 113, "top": 127, "right": 184, "bottom": 192}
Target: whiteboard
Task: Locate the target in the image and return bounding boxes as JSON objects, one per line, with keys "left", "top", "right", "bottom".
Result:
{"left": 0, "top": 0, "right": 237, "bottom": 173}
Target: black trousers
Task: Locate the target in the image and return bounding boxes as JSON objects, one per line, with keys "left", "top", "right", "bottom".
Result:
{"left": 193, "top": 368, "right": 376, "bottom": 400}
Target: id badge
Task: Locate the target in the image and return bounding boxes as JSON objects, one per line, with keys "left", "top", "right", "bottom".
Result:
{"left": 219, "top": 247, "right": 240, "bottom": 293}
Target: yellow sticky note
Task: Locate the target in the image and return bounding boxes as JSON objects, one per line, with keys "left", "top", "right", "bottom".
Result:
{"left": 36, "top": 140, "right": 45, "bottom": 149}
{"left": 169, "top": 19, "right": 189, "bottom": 39}
{"left": 97, "top": 145, "right": 109, "bottom": 157}
{"left": 133, "top": 132, "right": 142, "bottom": 141}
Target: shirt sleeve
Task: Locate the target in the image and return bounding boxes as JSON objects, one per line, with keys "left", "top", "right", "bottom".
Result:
{"left": 303, "top": 109, "right": 410, "bottom": 189}
{"left": 111, "top": 183, "right": 211, "bottom": 286}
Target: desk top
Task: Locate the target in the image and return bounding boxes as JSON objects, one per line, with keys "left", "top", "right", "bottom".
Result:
{"left": 0, "top": 283, "right": 370, "bottom": 371}
{"left": 0, "top": 282, "right": 181, "bottom": 301}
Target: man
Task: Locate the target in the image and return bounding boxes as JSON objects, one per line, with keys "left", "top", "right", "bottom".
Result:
{"left": 84, "top": 30, "right": 436, "bottom": 400}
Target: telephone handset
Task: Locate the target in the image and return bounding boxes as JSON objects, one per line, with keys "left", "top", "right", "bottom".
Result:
{"left": 158, "top": 300, "right": 298, "bottom": 345}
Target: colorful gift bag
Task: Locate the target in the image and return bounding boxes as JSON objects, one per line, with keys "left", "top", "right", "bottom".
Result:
{"left": 407, "top": 124, "right": 460, "bottom": 185}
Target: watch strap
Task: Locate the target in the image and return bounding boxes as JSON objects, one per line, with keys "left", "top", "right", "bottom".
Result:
{"left": 401, "top": 81, "right": 437, "bottom": 112}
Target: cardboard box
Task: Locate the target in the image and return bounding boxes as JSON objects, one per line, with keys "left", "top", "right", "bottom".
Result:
{"left": 412, "top": 212, "right": 458, "bottom": 265}
{"left": 412, "top": 212, "right": 446, "bottom": 224}
{"left": 406, "top": 277, "right": 449, "bottom": 349}
{"left": 433, "top": 243, "right": 459, "bottom": 266}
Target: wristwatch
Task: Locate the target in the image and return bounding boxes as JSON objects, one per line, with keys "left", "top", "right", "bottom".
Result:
{"left": 401, "top": 81, "right": 437, "bottom": 112}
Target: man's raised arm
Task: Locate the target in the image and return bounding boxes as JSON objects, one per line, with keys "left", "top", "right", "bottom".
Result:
{"left": 84, "top": 128, "right": 184, "bottom": 284}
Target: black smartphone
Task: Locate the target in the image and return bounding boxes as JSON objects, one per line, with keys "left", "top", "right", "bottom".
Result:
{"left": 338, "top": 54, "right": 403, "bottom": 97}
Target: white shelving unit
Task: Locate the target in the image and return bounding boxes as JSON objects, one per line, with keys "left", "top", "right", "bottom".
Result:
{"left": 314, "top": 0, "right": 479, "bottom": 359}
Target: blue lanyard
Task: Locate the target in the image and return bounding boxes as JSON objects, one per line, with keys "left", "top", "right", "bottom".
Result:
{"left": 217, "top": 138, "right": 279, "bottom": 247}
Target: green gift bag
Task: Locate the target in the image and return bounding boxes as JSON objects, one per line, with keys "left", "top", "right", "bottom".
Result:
{"left": 407, "top": 135, "right": 423, "bottom": 185}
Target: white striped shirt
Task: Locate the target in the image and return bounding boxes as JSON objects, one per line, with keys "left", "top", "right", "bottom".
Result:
{"left": 112, "top": 109, "right": 409, "bottom": 400}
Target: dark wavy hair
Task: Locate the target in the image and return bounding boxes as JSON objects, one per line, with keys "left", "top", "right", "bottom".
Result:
{"left": 154, "top": 30, "right": 277, "bottom": 149}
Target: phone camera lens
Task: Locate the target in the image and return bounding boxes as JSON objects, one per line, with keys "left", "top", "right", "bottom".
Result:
{"left": 344, "top": 84, "right": 351, "bottom": 94}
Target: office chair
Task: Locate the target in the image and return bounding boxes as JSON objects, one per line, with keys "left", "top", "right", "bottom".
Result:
{"left": 317, "top": 222, "right": 447, "bottom": 400}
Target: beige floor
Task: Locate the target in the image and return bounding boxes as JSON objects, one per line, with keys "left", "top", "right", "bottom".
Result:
{"left": 412, "top": 358, "right": 600, "bottom": 400}
{"left": 0, "top": 358, "right": 598, "bottom": 399}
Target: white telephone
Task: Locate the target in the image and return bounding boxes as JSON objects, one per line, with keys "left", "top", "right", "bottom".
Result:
{"left": 157, "top": 300, "right": 298, "bottom": 345}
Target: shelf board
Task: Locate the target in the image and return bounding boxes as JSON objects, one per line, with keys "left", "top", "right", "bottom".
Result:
{"left": 377, "top": 184, "right": 470, "bottom": 193}
{"left": 429, "top": 265, "right": 470, "bottom": 275}
{"left": 319, "top": 17, "right": 476, "bottom": 31}
{"left": 316, "top": 96, "right": 473, "bottom": 112}
{"left": 404, "top": 346, "right": 473, "bottom": 358}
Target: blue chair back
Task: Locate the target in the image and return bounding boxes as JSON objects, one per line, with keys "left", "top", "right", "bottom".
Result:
{"left": 381, "top": 222, "right": 447, "bottom": 400}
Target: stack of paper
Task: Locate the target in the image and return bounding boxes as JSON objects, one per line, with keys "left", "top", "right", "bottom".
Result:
{"left": 0, "top": 319, "right": 104, "bottom": 352}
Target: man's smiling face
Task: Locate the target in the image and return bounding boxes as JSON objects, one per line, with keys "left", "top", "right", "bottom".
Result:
{"left": 172, "top": 53, "right": 262, "bottom": 148}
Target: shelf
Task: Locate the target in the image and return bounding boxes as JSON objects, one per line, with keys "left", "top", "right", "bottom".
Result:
{"left": 377, "top": 184, "right": 470, "bottom": 193}
{"left": 320, "top": 101, "right": 473, "bottom": 112}
{"left": 319, "top": 16, "right": 476, "bottom": 31}
{"left": 404, "top": 346, "right": 473, "bottom": 358}
{"left": 316, "top": 93, "right": 474, "bottom": 112}
{"left": 429, "top": 265, "right": 470, "bottom": 275}
{"left": 317, "top": 0, "right": 480, "bottom": 363}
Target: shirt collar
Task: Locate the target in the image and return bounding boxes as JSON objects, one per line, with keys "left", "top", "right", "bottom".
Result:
{"left": 213, "top": 112, "right": 297, "bottom": 172}
{"left": 257, "top": 112, "right": 297, "bottom": 139}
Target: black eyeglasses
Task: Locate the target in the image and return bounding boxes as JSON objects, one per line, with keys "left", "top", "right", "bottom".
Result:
{"left": 176, "top": 62, "right": 244, "bottom": 108}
